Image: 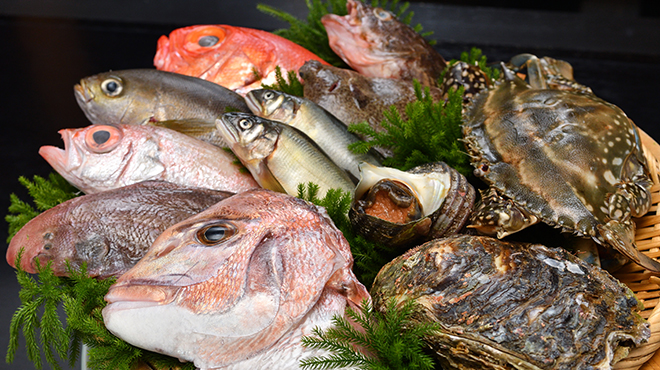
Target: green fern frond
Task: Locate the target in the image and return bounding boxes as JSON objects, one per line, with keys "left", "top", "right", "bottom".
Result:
{"left": 301, "top": 299, "right": 439, "bottom": 369}
{"left": 348, "top": 81, "right": 471, "bottom": 176}
{"left": 261, "top": 65, "right": 305, "bottom": 97}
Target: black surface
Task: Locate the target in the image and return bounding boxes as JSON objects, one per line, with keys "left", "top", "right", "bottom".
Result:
{"left": 1, "top": 1, "right": 660, "bottom": 369}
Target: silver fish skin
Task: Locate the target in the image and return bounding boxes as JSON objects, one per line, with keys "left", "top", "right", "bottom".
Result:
{"left": 74, "top": 69, "right": 250, "bottom": 147}
{"left": 102, "top": 189, "right": 370, "bottom": 369}
{"left": 39, "top": 124, "right": 259, "bottom": 194}
{"left": 6, "top": 181, "right": 233, "bottom": 278}
{"left": 246, "top": 89, "right": 382, "bottom": 179}
{"left": 216, "top": 112, "right": 356, "bottom": 198}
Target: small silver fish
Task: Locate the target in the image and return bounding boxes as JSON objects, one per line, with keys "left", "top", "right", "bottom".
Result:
{"left": 103, "top": 189, "right": 370, "bottom": 369}
{"left": 246, "top": 89, "right": 382, "bottom": 180}
{"left": 74, "top": 69, "right": 250, "bottom": 147}
{"left": 216, "top": 112, "right": 355, "bottom": 198}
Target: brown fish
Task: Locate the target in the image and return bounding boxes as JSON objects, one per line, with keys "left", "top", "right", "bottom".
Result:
{"left": 6, "top": 181, "right": 233, "bottom": 278}
{"left": 322, "top": 0, "right": 446, "bottom": 87}
{"left": 299, "top": 60, "right": 443, "bottom": 143}
{"left": 102, "top": 189, "right": 370, "bottom": 369}
{"left": 39, "top": 124, "right": 259, "bottom": 194}
{"left": 74, "top": 69, "right": 250, "bottom": 147}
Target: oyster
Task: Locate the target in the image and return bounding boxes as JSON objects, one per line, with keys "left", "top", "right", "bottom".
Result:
{"left": 462, "top": 65, "right": 660, "bottom": 272}
{"left": 371, "top": 235, "right": 650, "bottom": 370}
{"left": 349, "top": 162, "right": 475, "bottom": 247}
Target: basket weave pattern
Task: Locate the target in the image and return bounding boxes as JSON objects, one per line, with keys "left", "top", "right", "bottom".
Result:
{"left": 613, "top": 130, "right": 660, "bottom": 370}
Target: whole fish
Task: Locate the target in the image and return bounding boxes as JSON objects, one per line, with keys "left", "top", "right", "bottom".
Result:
{"left": 245, "top": 89, "right": 382, "bottom": 179}
{"left": 74, "top": 69, "right": 250, "bottom": 147}
{"left": 6, "top": 181, "right": 233, "bottom": 278}
{"left": 216, "top": 112, "right": 355, "bottom": 198}
{"left": 154, "top": 25, "right": 329, "bottom": 95}
{"left": 299, "top": 60, "right": 443, "bottom": 141}
{"left": 322, "top": 0, "right": 446, "bottom": 87}
{"left": 102, "top": 189, "right": 370, "bottom": 369}
{"left": 39, "top": 124, "right": 259, "bottom": 194}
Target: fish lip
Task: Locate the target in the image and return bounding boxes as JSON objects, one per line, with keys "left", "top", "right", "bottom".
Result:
{"left": 39, "top": 129, "right": 76, "bottom": 173}
{"left": 105, "top": 283, "right": 178, "bottom": 307}
{"left": 215, "top": 116, "right": 239, "bottom": 145}
{"left": 244, "top": 91, "right": 263, "bottom": 115}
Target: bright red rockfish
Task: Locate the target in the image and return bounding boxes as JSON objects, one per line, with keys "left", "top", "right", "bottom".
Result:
{"left": 154, "top": 25, "right": 329, "bottom": 95}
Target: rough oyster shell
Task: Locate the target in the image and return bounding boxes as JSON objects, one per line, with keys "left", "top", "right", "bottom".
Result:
{"left": 370, "top": 235, "right": 650, "bottom": 370}
{"left": 349, "top": 162, "right": 475, "bottom": 247}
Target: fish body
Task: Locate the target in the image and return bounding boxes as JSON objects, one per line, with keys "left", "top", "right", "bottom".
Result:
{"left": 6, "top": 181, "right": 233, "bottom": 278}
{"left": 39, "top": 124, "right": 259, "bottom": 194}
{"left": 322, "top": 0, "right": 446, "bottom": 87}
{"left": 245, "top": 89, "right": 382, "bottom": 179}
{"left": 102, "top": 189, "right": 370, "bottom": 369}
{"left": 74, "top": 69, "right": 249, "bottom": 147}
{"left": 299, "top": 60, "right": 443, "bottom": 141}
{"left": 153, "top": 25, "right": 329, "bottom": 95}
{"left": 216, "top": 112, "right": 355, "bottom": 197}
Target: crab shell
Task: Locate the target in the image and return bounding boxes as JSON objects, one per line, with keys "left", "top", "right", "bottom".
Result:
{"left": 462, "top": 67, "right": 660, "bottom": 272}
{"left": 348, "top": 162, "right": 475, "bottom": 248}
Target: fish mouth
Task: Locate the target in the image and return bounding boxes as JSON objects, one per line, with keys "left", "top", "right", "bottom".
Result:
{"left": 74, "top": 81, "right": 100, "bottom": 124}
{"left": 215, "top": 116, "right": 239, "bottom": 145}
{"left": 105, "top": 283, "right": 179, "bottom": 307}
{"left": 153, "top": 35, "right": 171, "bottom": 70}
{"left": 244, "top": 91, "right": 263, "bottom": 115}
{"left": 39, "top": 129, "right": 76, "bottom": 173}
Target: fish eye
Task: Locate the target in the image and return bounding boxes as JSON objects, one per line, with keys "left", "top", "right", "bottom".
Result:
{"left": 198, "top": 35, "right": 220, "bottom": 47}
{"left": 238, "top": 118, "right": 253, "bottom": 130}
{"left": 263, "top": 91, "right": 275, "bottom": 100}
{"left": 373, "top": 8, "right": 393, "bottom": 21}
{"left": 197, "top": 223, "right": 236, "bottom": 246}
{"left": 100, "top": 77, "right": 123, "bottom": 97}
{"left": 84, "top": 125, "right": 123, "bottom": 153}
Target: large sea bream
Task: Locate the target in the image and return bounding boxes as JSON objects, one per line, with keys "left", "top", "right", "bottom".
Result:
{"left": 102, "top": 189, "right": 370, "bottom": 369}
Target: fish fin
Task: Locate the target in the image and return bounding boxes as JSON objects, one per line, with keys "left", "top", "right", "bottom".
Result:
{"left": 149, "top": 119, "right": 216, "bottom": 136}
{"left": 254, "top": 161, "right": 287, "bottom": 194}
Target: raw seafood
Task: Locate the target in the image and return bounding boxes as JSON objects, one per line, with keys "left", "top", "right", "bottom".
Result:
{"left": 39, "top": 124, "right": 259, "bottom": 194}
{"left": 371, "top": 235, "right": 650, "bottom": 369}
{"left": 154, "top": 25, "right": 328, "bottom": 95}
{"left": 7, "top": 181, "right": 233, "bottom": 278}
{"left": 103, "top": 189, "right": 370, "bottom": 369}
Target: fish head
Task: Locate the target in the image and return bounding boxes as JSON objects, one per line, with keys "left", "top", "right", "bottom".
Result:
{"left": 299, "top": 61, "right": 351, "bottom": 110}
{"left": 154, "top": 25, "right": 235, "bottom": 80}
{"left": 74, "top": 70, "right": 159, "bottom": 125}
{"left": 39, "top": 124, "right": 162, "bottom": 194}
{"left": 245, "top": 89, "right": 298, "bottom": 123}
{"left": 216, "top": 112, "right": 279, "bottom": 166}
{"left": 102, "top": 189, "right": 369, "bottom": 368}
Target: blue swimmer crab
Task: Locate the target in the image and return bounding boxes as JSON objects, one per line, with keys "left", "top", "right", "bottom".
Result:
{"left": 462, "top": 62, "right": 659, "bottom": 272}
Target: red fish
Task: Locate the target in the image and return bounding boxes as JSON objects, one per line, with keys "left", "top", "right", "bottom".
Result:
{"left": 154, "top": 25, "right": 329, "bottom": 95}
{"left": 103, "top": 189, "right": 370, "bottom": 369}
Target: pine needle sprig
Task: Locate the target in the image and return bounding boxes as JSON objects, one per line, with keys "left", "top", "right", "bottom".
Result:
{"left": 261, "top": 65, "right": 305, "bottom": 97}
{"left": 6, "top": 173, "right": 79, "bottom": 242}
{"left": 442, "top": 47, "right": 500, "bottom": 83}
{"left": 300, "top": 299, "right": 439, "bottom": 370}
{"left": 348, "top": 81, "right": 471, "bottom": 176}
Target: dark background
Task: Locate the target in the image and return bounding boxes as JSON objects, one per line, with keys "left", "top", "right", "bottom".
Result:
{"left": 1, "top": 0, "right": 659, "bottom": 369}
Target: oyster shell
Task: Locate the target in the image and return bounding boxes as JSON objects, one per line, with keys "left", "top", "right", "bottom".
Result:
{"left": 371, "top": 235, "right": 650, "bottom": 370}
{"left": 349, "top": 162, "right": 475, "bottom": 247}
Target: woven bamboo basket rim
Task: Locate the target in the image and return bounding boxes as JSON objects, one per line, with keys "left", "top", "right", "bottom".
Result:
{"left": 612, "top": 129, "right": 660, "bottom": 370}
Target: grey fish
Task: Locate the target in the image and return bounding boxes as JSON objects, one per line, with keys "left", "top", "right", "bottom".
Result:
{"left": 7, "top": 181, "right": 233, "bottom": 278}
{"left": 246, "top": 89, "right": 382, "bottom": 179}
{"left": 216, "top": 112, "right": 355, "bottom": 198}
{"left": 74, "top": 69, "right": 250, "bottom": 147}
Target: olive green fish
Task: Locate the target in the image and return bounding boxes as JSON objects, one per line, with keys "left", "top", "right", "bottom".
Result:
{"left": 246, "top": 89, "right": 382, "bottom": 180}
{"left": 216, "top": 112, "right": 355, "bottom": 198}
{"left": 74, "top": 69, "right": 249, "bottom": 147}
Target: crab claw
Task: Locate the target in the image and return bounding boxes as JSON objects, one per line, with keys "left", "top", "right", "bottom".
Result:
{"left": 598, "top": 220, "right": 660, "bottom": 273}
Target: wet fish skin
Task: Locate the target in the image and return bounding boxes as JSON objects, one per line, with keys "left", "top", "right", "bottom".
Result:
{"left": 6, "top": 181, "right": 234, "bottom": 278}
{"left": 74, "top": 69, "right": 250, "bottom": 147}
{"left": 246, "top": 89, "right": 382, "bottom": 179}
{"left": 103, "top": 189, "right": 370, "bottom": 369}
{"left": 299, "top": 60, "right": 443, "bottom": 143}
{"left": 216, "top": 112, "right": 355, "bottom": 198}
{"left": 39, "top": 124, "right": 259, "bottom": 194}
{"left": 322, "top": 0, "right": 446, "bottom": 87}
{"left": 153, "top": 25, "right": 329, "bottom": 96}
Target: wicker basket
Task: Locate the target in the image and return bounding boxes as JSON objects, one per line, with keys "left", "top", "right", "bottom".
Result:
{"left": 612, "top": 129, "right": 660, "bottom": 370}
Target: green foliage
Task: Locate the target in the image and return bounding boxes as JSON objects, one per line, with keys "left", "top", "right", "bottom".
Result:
{"left": 347, "top": 81, "right": 471, "bottom": 176}
{"left": 261, "top": 65, "right": 305, "bottom": 97}
{"left": 257, "top": 0, "right": 432, "bottom": 67}
{"left": 6, "top": 173, "right": 78, "bottom": 242}
{"left": 296, "top": 183, "right": 397, "bottom": 287}
{"left": 300, "top": 298, "right": 439, "bottom": 369}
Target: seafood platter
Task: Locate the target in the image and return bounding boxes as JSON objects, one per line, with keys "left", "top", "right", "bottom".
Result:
{"left": 4, "top": 0, "right": 660, "bottom": 369}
